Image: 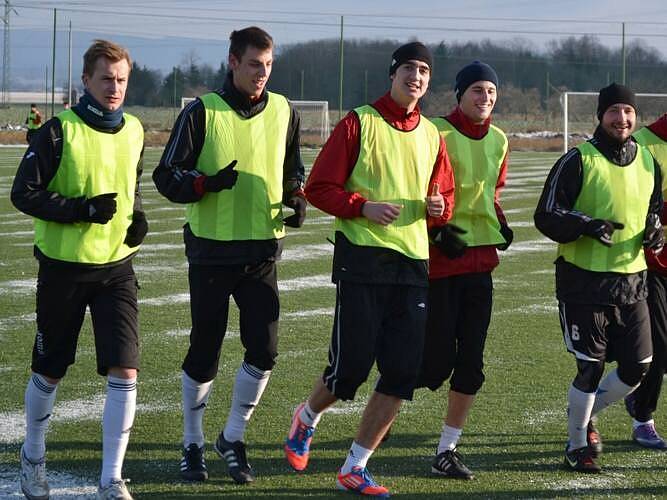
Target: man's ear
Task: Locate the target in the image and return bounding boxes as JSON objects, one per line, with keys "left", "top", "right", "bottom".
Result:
{"left": 228, "top": 53, "right": 239, "bottom": 71}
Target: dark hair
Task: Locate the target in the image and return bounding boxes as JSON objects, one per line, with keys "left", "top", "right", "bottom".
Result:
{"left": 83, "top": 39, "right": 131, "bottom": 77}
{"left": 30, "top": 103, "right": 36, "bottom": 107}
{"left": 229, "top": 26, "right": 273, "bottom": 60}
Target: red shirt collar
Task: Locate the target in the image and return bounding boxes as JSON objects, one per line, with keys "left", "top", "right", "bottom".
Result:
{"left": 445, "top": 105, "right": 491, "bottom": 140}
{"left": 648, "top": 113, "right": 667, "bottom": 141}
{"left": 370, "top": 92, "right": 422, "bottom": 131}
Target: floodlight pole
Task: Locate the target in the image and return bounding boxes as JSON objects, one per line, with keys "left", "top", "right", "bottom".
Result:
{"left": 621, "top": 22, "right": 626, "bottom": 84}
{"left": 51, "top": 8, "right": 56, "bottom": 118}
{"left": 67, "top": 20, "right": 72, "bottom": 108}
{"left": 562, "top": 92, "right": 568, "bottom": 154}
{"left": 338, "top": 15, "right": 344, "bottom": 122}
{"left": 300, "top": 69, "right": 304, "bottom": 100}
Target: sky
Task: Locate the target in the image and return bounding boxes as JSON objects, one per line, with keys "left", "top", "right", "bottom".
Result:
{"left": 7, "top": 0, "right": 667, "bottom": 89}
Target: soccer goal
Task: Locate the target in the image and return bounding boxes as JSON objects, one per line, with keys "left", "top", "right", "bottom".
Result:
{"left": 561, "top": 92, "right": 667, "bottom": 152}
{"left": 181, "top": 96, "right": 197, "bottom": 109}
{"left": 291, "top": 100, "right": 330, "bottom": 145}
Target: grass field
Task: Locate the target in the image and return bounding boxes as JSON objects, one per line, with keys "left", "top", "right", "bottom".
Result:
{"left": 0, "top": 147, "right": 666, "bottom": 499}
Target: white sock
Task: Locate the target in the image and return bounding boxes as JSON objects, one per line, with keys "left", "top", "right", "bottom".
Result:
{"left": 567, "top": 384, "right": 596, "bottom": 450}
{"left": 24, "top": 373, "right": 58, "bottom": 462}
{"left": 591, "top": 369, "right": 637, "bottom": 417}
{"left": 299, "top": 401, "right": 323, "bottom": 428}
{"left": 633, "top": 418, "right": 654, "bottom": 429}
{"left": 101, "top": 376, "right": 136, "bottom": 488}
{"left": 223, "top": 362, "right": 270, "bottom": 443}
{"left": 341, "top": 441, "right": 373, "bottom": 474}
{"left": 182, "top": 371, "right": 213, "bottom": 448}
{"left": 437, "top": 424, "right": 462, "bottom": 454}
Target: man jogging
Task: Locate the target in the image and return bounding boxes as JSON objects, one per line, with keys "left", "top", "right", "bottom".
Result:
{"left": 625, "top": 112, "right": 667, "bottom": 449}
{"left": 534, "top": 83, "right": 663, "bottom": 473}
{"left": 283, "top": 41, "right": 455, "bottom": 497}
{"left": 153, "top": 26, "right": 305, "bottom": 485}
{"left": 25, "top": 103, "right": 42, "bottom": 144}
{"left": 418, "top": 61, "right": 512, "bottom": 479}
{"left": 12, "top": 39, "right": 147, "bottom": 500}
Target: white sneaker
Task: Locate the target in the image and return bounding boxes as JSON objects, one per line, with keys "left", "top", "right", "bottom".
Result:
{"left": 19, "top": 446, "right": 49, "bottom": 500}
{"left": 97, "top": 479, "right": 133, "bottom": 500}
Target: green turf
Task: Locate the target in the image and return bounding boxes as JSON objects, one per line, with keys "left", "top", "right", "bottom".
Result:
{"left": 1, "top": 147, "right": 666, "bottom": 499}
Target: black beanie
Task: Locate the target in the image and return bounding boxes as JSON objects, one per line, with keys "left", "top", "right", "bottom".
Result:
{"left": 454, "top": 61, "right": 499, "bottom": 102}
{"left": 597, "top": 83, "right": 637, "bottom": 120}
{"left": 389, "top": 42, "right": 433, "bottom": 75}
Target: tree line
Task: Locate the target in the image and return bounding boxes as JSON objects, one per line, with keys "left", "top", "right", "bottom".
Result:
{"left": 125, "top": 35, "right": 667, "bottom": 112}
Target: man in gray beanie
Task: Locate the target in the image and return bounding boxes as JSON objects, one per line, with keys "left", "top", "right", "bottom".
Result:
{"left": 535, "top": 83, "right": 664, "bottom": 473}
{"left": 417, "top": 60, "right": 511, "bottom": 479}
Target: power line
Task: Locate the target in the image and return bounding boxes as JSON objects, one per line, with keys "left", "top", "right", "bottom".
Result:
{"left": 20, "top": 2, "right": 667, "bottom": 26}
{"left": 10, "top": 4, "right": 667, "bottom": 42}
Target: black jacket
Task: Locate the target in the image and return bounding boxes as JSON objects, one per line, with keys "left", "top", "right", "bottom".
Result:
{"left": 534, "top": 126, "right": 663, "bottom": 305}
{"left": 11, "top": 108, "right": 144, "bottom": 281}
{"left": 152, "top": 74, "right": 305, "bottom": 266}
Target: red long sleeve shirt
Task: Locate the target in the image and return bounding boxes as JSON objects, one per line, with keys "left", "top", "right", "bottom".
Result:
{"left": 644, "top": 114, "right": 667, "bottom": 274}
{"left": 305, "top": 92, "right": 454, "bottom": 227}
{"left": 428, "top": 106, "right": 510, "bottom": 279}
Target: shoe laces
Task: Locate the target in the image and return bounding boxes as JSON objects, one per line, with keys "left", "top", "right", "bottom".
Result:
{"left": 231, "top": 441, "right": 250, "bottom": 469}
{"left": 294, "top": 423, "right": 314, "bottom": 450}
{"left": 352, "top": 466, "right": 376, "bottom": 485}
{"left": 22, "top": 455, "right": 46, "bottom": 483}
{"left": 184, "top": 444, "right": 204, "bottom": 464}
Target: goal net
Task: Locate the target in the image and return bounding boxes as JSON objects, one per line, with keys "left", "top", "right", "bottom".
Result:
{"left": 291, "top": 100, "right": 330, "bottom": 145}
{"left": 181, "top": 96, "right": 197, "bottom": 109}
{"left": 561, "top": 92, "right": 667, "bottom": 152}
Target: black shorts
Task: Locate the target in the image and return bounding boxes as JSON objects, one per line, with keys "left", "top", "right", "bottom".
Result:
{"left": 32, "top": 271, "right": 139, "bottom": 378}
{"left": 322, "top": 280, "right": 428, "bottom": 401}
{"left": 558, "top": 300, "right": 652, "bottom": 365}
{"left": 182, "top": 261, "right": 280, "bottom": 383}
{"left": 418, "top": 272, "right": 493, "bottom": 395}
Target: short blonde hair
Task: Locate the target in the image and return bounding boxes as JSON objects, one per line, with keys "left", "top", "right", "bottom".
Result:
{"left": 83, "top": 39, "right": 132, "bottom": 77}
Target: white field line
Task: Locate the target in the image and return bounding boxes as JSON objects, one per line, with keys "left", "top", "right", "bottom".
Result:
{"left": 133, "top": 263, "right": 186, "bottom": 273}
{"left": 503, "top": 238, "right": 554, "bottom": 255}
{"left": 496, "top": 303, "right": 558, "bottom": 315}
{"left": 281, "top": 243, "right": 332, "bottom": 261}
{"left": 0, "top": 395, "right": 172, "bottom": 445}
{"left": 543, "top": 472, "right": 628, "bottom": 491}
{"left": 135, "top": 243, "right": 183, "bottom": 253}
{"left": 163, "top": 328, "right": 238, "bottom": 339}
{"left": 0, "top": 219, "right": 31, "bottom": 226}
{"left": 0, "top": 470, "right": 97, "bottom": 499}
{"left": 304, "top": 215, "right": 334, "bottom": 225}
{"left": 139, "top": 274, "right": 332, "bottom": 306}
{"left": 325, "top": 396, "right": 369, "bottom": 416}
{"left": 0, "top": 280, "right": 34, "bottom": 295}
{"left": 505, "top": 221, "right": 534, "bottom": 228}
{"left": 284, "top": 307, "right": 334, "bottom": 318}
{"left": 523, "top": 408, "right": 561, "bottom": 426}
{"left": 503, "top": 207, "right": 533, "bottom": 214}
{"left": 144, "top": 206, "right": 184, "bottom": 213}
{"left": 0, "top": 313, "right": 35, "bottom": 333}
{"left": 0, "top": 230, "right": 32, "bottom": 237}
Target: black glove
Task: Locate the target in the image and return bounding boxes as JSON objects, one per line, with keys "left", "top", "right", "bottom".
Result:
{"left": 430, "top": 224, "right": 468, "bottom": 259}
{"left": 79, "top": 192, "right": 117, "bottom": 224}
{"left": 497, "top": 223, "right": 514, "bottom": 251}
{"left": 124, "top": 210, "right": 148, "bottom": 247}
{"left": 203, "top": 160, "right": 238, "bottom": 192}
{"left": 583, "top": 219, "right": 624, "bottom": 247}
{"left": 643, "top": 213, "right": 665, "bottom": 253}
{"left": 283, "top": 195, "right": 307, "bottom": 228}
